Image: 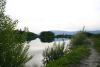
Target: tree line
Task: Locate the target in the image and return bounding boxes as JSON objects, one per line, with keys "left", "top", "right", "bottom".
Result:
{"left": 15, "top": 30, "right": 98, "bottom": 42}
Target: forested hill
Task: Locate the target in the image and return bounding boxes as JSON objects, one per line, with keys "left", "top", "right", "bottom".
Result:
{"left": 15, "top": 30, "right": 38, "bottom": 41}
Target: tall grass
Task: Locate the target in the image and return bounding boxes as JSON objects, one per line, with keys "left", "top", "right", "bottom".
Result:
{"left": 70, "top": 31, "right": 88, "bottom": 47}
{"left": 44, "top": 31, "right": 90, "bottom": 67}
{"left": 91, "top": 36, "right": 100, "bottom": 67}
{"left": 0, "top": 0, "right": 32, "bottom": 67}
{"left": 43, "top": 41, "right": 66, "bottom": 65}
{"left": 92, "top": 37, "right": 100, "bottom": 54}
{"left": 46, "top": 45, "right": 90, "bottom": 67}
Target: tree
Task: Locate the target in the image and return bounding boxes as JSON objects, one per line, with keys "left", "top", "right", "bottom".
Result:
{"left": 0, "top": 0, "right": 31, "bottom": 67}
{"left": 26, "top": 31, "right": 38, "bottom": 41}
{"left": 15, "top": 30, "right": 38, "bottom": 41}
{"left": 0, "top": 0, "right": 6, "bottom": 14}
{"left": 39, "top": 31, "right": 55, "bottom": 42}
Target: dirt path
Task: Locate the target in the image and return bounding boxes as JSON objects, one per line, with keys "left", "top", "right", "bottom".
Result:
{"left": 80, "top": 40, "right": 100, "bottom": 67}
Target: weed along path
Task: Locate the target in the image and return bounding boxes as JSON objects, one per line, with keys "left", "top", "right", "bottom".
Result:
{"left": 80, "top": 40, "right": 100, "bottom": 67}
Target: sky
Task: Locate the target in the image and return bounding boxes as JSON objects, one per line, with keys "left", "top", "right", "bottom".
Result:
{"left": 5, "top": 0, "right": 100, "bottom": 33}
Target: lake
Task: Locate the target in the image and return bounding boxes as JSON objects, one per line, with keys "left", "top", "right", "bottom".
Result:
{"left": 25, "top": 38, "right": 70, "bottom": 67}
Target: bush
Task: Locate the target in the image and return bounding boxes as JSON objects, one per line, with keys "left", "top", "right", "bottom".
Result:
{"left": 0, "top": 0, "right": 32, "bottom": 67}
{"left": 92, "top": 37, "right": 100, "bottom": 54}
{"left": 0, "top": 15, "right": 32, "bottom": 67}
{"left": 43, "top": 41, "right": 66, "bottom": 65}
{"left": 44, "top": 31, "right": 90, "bottom": 67}
{"left": 46, "top": 45, "right": 90, "bottom": 67}
{"left": 70, "top": 31, "right": 88, "bottom": 47}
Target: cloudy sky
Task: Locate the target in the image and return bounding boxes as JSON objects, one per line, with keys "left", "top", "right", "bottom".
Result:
{"left": 5, "top": 0, "right": 100, "bottom": 33}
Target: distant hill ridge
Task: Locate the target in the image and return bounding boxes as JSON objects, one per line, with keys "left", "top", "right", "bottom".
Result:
{"left": 50, "top": 30, "right": 100, "bottom": 35}
{"left": 51, "top": 30, "right": 76, "bottom": 35}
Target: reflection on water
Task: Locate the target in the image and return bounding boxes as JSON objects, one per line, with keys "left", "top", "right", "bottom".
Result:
{"left": 25, "top": 38, "right": 70, "bottom": 67}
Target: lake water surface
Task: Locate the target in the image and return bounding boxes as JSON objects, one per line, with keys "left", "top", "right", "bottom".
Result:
{"left": 26, "top": 38, "right": 70, "bottom": 67}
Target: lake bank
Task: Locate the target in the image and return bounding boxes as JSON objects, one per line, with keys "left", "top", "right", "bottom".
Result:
{"left": 25, "top": 38, "right": 70, "bottom": 67}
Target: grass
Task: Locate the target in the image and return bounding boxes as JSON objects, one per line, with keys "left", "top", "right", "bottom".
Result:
{"left": 91, "top": 36, "right": 100, "bottom": 67}
{"left": 45, "top": 45, "right": 90, "bottom": 67}
{"left": 92, "top": 37, "right": 100, "bottom": 54}
{"left": 44, "top": 31, "right": 91, "bottom": 67}
{"left": 43, "top": 41, "right": 65, "bottom": 65}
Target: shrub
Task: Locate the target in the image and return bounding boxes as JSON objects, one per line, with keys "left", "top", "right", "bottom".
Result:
{"left": 70, "top": 31, "right": 88, "bottom": 47}
{"left": 46, "top": 45, "right": 90, "bottom": 67}
{"left": 44, "top": 31, "right": 90, "bottom": 67}
{"left": 0, "top": 15, "right": 32, "bottom": 67}
{"left": 43, "top": 41, "right": 66, "bottom": 65}
{"left": 0, "top": 0, "right": 32, "bottom": 67}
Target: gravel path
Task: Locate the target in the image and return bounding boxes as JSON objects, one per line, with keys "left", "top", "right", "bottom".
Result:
{"left": 80, "top": 40, "right": 100, "bottom": 67}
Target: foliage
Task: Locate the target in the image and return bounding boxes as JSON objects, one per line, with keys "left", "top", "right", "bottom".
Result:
{"left": 70, "top": 31, "right": 88, "bottom": 47}
{"left": 15, "top": 30, "right": 38, "bottom": 41}
{"left": 0, "top": 0, "right": 32, "bottom": 67}
{"left": 91, "top": 35, "right": 100, "bottom": 67}
{"left": 39, "top": 31, "right": 55, "bottom": 42}
{"left": 83, "top": 32, "right": 93, "bottom": 37}
{"left": 0, "top": 16, "right": 32, "bottom": 67}
{"left": 91, "top": 35, "right": 100, "bottom": 54}
{"left": 45, "top": 45, "right": 90, "bottom": 67}
{"left": 43, "top": 41, "right": 65, "bottom": 65}
{"left": 44, "top": 30, "right": 91, "bottom": 67}
{"left": 26, "top": 31, "right": 38, "bottom": 41}
{"left": 91, "top": 34, "right": 100, "bottom": 38}
{"left": 55, "top": 34, "right": 72, "bottom": 38}
{"left": 0, "top": 0, "right": 6, "bottom": 14}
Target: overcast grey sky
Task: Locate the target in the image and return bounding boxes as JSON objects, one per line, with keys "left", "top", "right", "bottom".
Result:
{"left": 5, "top": 0, "right": 100, "bottom": 33}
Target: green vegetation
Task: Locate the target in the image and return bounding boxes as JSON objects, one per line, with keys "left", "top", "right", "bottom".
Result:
{"left": 91, "top": 34, "right": 100, "bottom": 67}
{"left": 70, "top": 31, "right": 88, "bottom": 47}
{"left": 0, "top": 0, "right": 31, "bottom": 67}
{"left": 0, "top": 0, "right": 99, "bottom": 67}
{"left": 43, "top": 41, "right": 65, "bottom": 65}
{"left": 39, "top": 31, "right": 55, "bottom": 42}
{"left": 92, "top": 37, "right": 100, "bottom": 54}
{"left": 26, "top": 31, "right": 38, "bottom": 41}
{"left": 55, "top": 34, "right": 72, "bottom": 38}
{"left": 90, "top": 34, "right": 100, "bottom": 53}
{"left": 0, "top": 15, "right": 32, "bottom": 67}
{"left": 15, "top": 30, "right": 38, "bottom": 41}
{"left": 46, "top": 45, "right": 90, "bottom": 67}
{"left": 43, "top": 31, "right": 91, "bottom": 67}
{"left": 39, "top": 31, "right": 72, "bottom": 42}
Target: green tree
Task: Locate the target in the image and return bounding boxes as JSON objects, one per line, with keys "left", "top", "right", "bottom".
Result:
{"left": 15, "top": 29, "right": 38, "bottom": 41}
{"left": 39, "top": 31, "right": 55, "bottom": 42}
{"left": 0, "top": 0, "right": 31, "bottom": 67}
